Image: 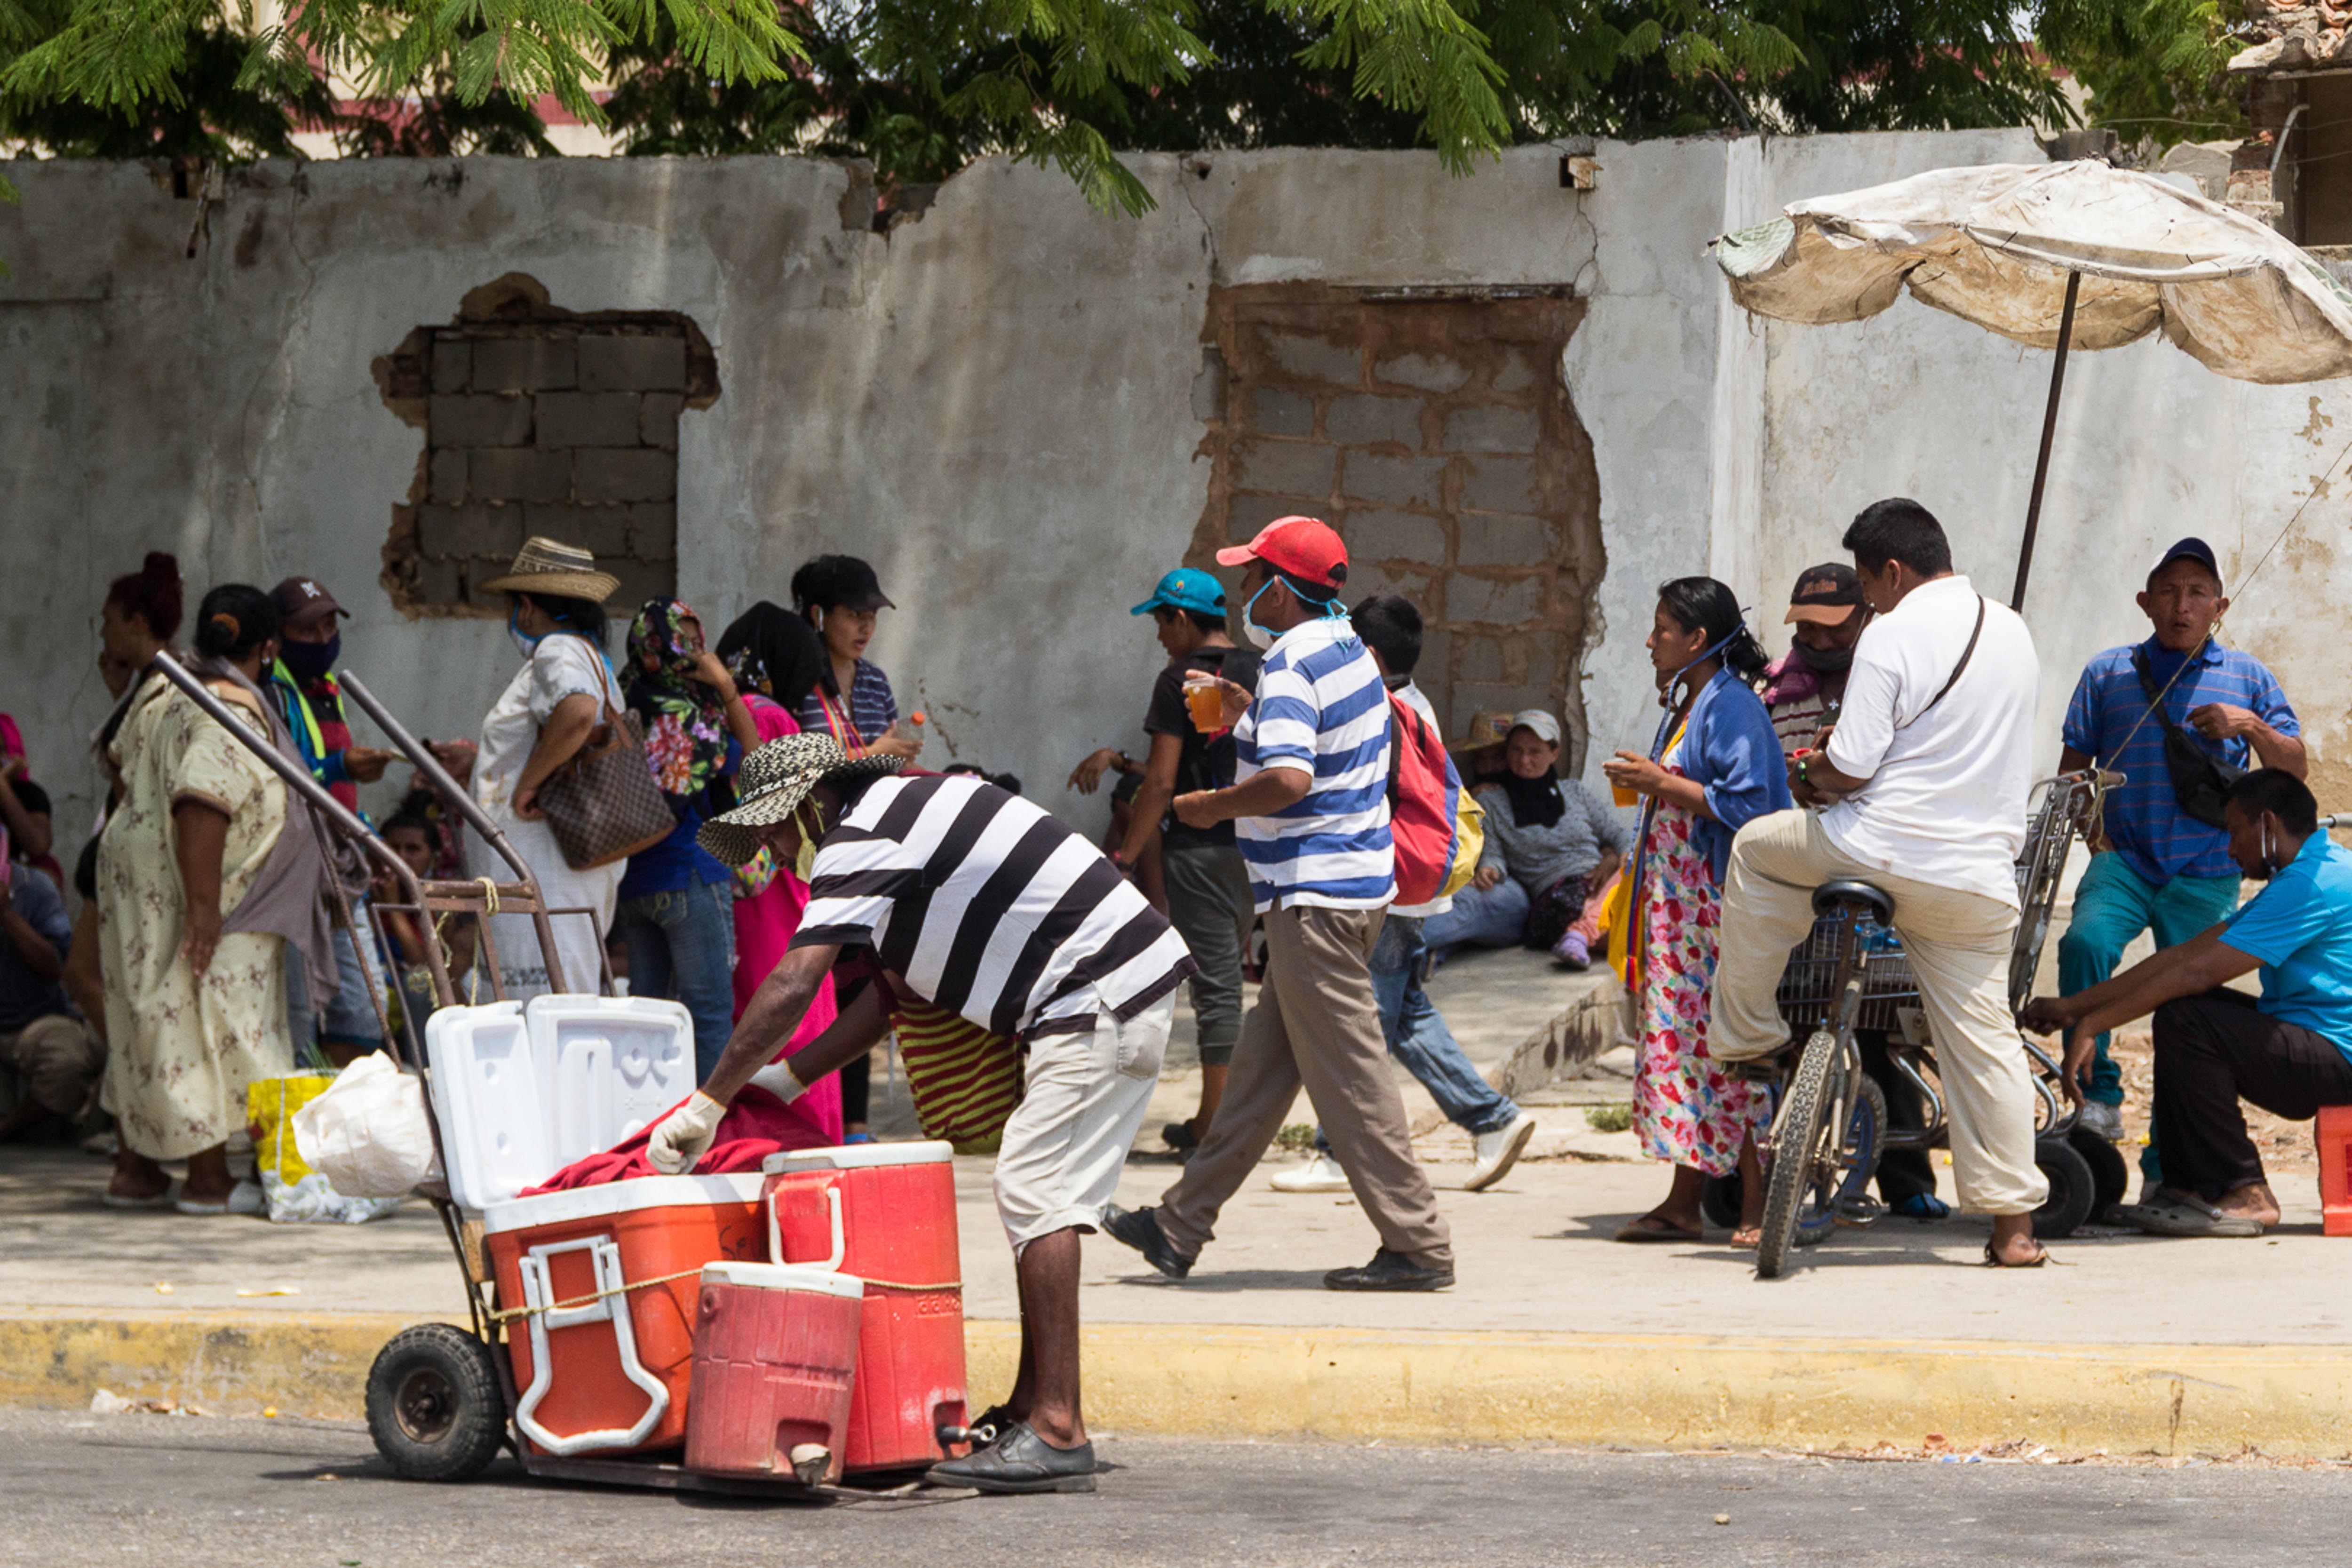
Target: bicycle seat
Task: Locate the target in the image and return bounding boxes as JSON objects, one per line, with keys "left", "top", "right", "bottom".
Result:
{"left": 1812, "top": 880, "right": 1894, "bottom": 924}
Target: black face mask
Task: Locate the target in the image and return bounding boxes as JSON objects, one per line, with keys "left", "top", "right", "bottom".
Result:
{"left": 1794, "top": 640, "right": 1852, "bottom": 674}
{"left": 280, "top": 633, "right": 340, "bottom": 683}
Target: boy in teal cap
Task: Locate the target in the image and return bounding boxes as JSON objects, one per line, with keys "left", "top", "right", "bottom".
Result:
{"left": 1067, "top": 567, "right": 1256, "bottom": 1150}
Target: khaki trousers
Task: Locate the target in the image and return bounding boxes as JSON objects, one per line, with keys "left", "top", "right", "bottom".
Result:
{"left": 1710, "top": 809, "right": 2049, "bottom": 1217}
{"left": 1156, "top": 904, "right": 1453, "bottom": 1270}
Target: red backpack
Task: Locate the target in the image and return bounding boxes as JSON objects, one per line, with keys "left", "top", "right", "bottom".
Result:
{"left": 1385, "top": 694, "right": 1485, "bottom": 907}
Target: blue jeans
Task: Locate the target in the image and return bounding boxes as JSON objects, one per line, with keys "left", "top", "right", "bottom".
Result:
{"left": 2058, "top": 852, "right": 2241, "bottom": 1184}
{"left": 1315, "top": 915, "right": 1518, "bottom": 1149}
{"left": 1421, "top": 876, "right": 1530, "bottom": 966}
{"left": 615, "top": 872, "right": 738, "bottom": 1080}
{"left": 287, "top": 893, "right": 387, "bottom": 1061}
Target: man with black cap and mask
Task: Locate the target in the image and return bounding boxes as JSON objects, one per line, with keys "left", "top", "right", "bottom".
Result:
{"left": 267, "top": 576, "right": 393, "bottom": 1065}
{"left": 1759, "top": 563, "right": 1867, "bottom": 756}
{"left": 2051, "top": 537, "right": 2303, "bottom": 1160}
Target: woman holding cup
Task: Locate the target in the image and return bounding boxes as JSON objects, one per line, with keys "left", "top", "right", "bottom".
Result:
{"left": 1599, "top": 577, "right": 1790, "bottom": 1245}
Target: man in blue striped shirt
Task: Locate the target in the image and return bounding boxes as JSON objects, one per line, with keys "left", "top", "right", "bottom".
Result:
{"left": 1106, "top": 517, "right": 1456, "bottom": 1292}
{"left": 2057, "top": 537, "right": 2304, "bottom": 1154}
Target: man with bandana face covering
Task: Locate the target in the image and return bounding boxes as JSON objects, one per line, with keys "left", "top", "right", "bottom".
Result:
{"left": 2026, "top": 770, "right": 2352, "bottom": 1238}
{"left": 1758, "top": 563, "right": 1867, "bottom": 756}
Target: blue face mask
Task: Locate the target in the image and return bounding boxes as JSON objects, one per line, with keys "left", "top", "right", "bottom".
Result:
{"left": 508, "top": 605, "right": 543, "bottom": 661}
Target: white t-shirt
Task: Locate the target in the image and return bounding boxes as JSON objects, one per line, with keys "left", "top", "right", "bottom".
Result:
{"left": 1821, "top": 575, "right": 2038, "bottom": 907}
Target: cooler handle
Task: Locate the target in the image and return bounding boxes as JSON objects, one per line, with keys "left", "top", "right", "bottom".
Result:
{"left": 765, "top": 1183, "right": 847, "bottom": 1273}
{"left": 513, "top": 1235, "right": 671, "bottom": 1456}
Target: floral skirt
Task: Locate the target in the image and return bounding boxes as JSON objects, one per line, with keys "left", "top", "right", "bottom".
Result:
{"left": 1632, "top": 796, "right": 1768, "bottom": 1178}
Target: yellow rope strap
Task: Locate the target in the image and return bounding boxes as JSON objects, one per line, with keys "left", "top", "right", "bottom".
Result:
{"left": 485, "top": 1265, "right": 963, "bottom": 1325}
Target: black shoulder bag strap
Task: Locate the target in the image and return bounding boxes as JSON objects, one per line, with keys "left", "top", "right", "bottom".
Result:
{"left": 1899, "top": 594, "right": 1986, "bottom": 731}
{"left": 2131, "top": 642, "right": 2242, "bottom": 829}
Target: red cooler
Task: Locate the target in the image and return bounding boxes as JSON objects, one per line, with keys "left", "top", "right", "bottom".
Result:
{"left": 761, "top": 1142, "right": 967, "bottom": 1472}
{"left": 683, "top": 1262, "right": 865, "bottom": 1484}
{"left": 482, "top": 1173, "right": 768, "bottom": 1458}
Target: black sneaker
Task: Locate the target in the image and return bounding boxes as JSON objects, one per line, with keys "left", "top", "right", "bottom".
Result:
{"left": 1323, "top": 1247, "right": 1454, "bottom": 1292}
{"left": 1101, "top": 1204, "right": 1194, "bottom": 1280}
{"left": 927, "top": 1421, "right": 1098, "bottom": 1495}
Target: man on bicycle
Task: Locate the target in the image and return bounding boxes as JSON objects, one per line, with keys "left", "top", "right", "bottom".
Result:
{"left": 1708, "top": 498, "right": 2053, "bottom": 1267}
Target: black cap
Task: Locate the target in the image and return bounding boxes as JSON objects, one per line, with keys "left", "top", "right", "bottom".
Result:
{"left": 791, "top": 554, "right": 896, "bottom": 614}
{"left": 1785, "top": 562, "right": 1863, "bottom": 626}
{"left": 2148, "top": 537, "right": 2222, "bottom": 589}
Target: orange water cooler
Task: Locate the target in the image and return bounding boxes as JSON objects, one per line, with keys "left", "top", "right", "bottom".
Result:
{"left": 761, "top": 1142, "right": 968, "bottom": 1472}
{"left": 482, "top": 1173, "right": 768, "bottom": 1458}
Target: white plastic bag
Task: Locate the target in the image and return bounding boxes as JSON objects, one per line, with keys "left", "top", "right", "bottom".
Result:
{"left": 290, "top": 1052, "right": 442, "bottom": 1199}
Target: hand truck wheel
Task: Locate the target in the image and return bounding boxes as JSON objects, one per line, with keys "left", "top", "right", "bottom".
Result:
{"left": 2032, "top": 1132, "right": 2098, "bottom": 1240}
{"left": 366, "top": 1322, "right": 509, "bottom": 1482}
{"left": 1700, "top": 1172, "right": 1743, "bottom": 1233}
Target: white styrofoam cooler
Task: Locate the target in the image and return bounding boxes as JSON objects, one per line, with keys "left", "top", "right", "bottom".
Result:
{"left": 427, "top": 995, "right": 697, "bottom": 1210}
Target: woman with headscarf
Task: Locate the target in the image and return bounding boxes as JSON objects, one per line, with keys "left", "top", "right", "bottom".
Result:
{"left": 612, "top": 598, "right": 760, "bottom": 1079}
{"left": 1601, "top": 577, "right": 1792, "bottom": 1246}
{"left": 711, "top": 602, "right": 843, "bottom": 1142}
{"left": 99, "top": 584, "right": 336, "bottom": 1213}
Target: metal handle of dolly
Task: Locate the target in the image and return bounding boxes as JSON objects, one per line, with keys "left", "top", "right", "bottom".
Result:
{"left": 513, "top": 1236, "right": 670, "bottom": 1456}
{"left": 337, "top": 671, "right": 571, "bottom": 997}
{"left": 146, "top": 656, "right": 428, "bottom": 1062}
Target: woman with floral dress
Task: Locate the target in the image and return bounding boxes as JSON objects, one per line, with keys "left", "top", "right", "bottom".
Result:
{"left": 1602, "top": 577, "right": 1791, "bottom": 1245}
{"left": 612, "top": 598, "right": 761, "bottom": 1079}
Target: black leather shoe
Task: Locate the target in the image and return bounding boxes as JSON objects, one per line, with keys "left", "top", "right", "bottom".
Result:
{"left": 1102, "top": 1204, "right": 1193, "bottom": 1280}
{"left": 926, "top": 1421, "right": 1098, "bottom": 1494}
{"left": 1324, "top": 1247, "right": 1454, "bottom": 1292}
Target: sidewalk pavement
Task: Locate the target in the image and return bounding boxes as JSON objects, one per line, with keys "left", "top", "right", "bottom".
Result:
{"left": 7, "top": 950, "right": 2351, "bottom": 1456}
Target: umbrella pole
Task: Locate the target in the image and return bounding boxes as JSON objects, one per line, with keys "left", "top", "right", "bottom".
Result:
{"left": 2011, "top": 269, "right": 2082, "bottom": 612}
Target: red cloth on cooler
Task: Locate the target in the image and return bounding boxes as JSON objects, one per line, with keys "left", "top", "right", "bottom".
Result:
{"left": 521, "top": 1085, "right": 833, "bottom": 1193}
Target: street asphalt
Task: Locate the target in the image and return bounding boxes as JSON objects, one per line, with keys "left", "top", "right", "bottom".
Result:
{"left": 5, "top": 1406, "right": 2348, "bottom": 1568}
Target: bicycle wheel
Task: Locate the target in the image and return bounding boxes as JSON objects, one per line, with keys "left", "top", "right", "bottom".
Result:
{"left": 1807, "top": 1073, "right": 1887, "bottom": 1242}
{"left": 1757, "top": 1030, "right": 1841, "bottom": 1279}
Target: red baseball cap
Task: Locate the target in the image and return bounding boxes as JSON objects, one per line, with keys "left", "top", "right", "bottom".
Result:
{"left": 1216, "top": 516, "right": 1349, "bottom": 593}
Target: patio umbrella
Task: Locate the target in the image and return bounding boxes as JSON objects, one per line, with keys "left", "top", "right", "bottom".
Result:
{"left": 1713, "top": 159, "right": 2352, "bottom": 607}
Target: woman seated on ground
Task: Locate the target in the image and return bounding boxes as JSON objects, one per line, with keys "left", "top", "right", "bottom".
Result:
{"left": 1600, "top": 577, "right": 1791, "bottom": 1246}
{"left": 1423, "top": 710, "right": 1625, "bottom": 969}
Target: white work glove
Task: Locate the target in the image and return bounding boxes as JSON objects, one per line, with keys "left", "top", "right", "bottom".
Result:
{"left": 747, "top": 1059, "right": 808, "bottom": 1103}
{"left": 646, "top": 1092, "right": 726, "bottom": 1174}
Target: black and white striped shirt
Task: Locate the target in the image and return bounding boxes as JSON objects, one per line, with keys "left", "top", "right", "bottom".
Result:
{"left": 791, "top": 773, "right": 1197, "bottom": 1039}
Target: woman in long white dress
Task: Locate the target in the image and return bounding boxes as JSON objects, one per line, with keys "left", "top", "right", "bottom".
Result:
{"left": 99, "top": 585, "right": 304, "bottom": 1211}
{"left": 429, "top": 539, "right": 626, "bottom": 1002}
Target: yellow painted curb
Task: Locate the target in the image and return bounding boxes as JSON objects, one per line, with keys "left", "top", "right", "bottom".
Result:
{"left": 6, "top": 1308, "right": 2349, "bottom": 1457}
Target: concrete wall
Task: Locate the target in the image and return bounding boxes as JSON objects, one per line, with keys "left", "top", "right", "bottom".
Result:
{"left": 6, "top": 129, "right": 2350, "bottom": 851}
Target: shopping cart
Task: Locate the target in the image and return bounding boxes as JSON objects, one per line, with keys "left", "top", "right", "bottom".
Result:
{"left": 1741, "top": 771, "right": 2130, "bottom": 1278}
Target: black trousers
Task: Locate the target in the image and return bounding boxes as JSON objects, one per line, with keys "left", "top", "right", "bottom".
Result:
{"left": 1859, "top": 1033, "right": 1937, "bottom": 1205}
{"left": 2151, "top": 989, "right": 2352, "bottom": 1201}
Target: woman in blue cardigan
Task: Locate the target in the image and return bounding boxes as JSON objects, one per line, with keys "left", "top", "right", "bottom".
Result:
{"left": 1602, "top": 578, "right": 1794, "bottom": 1245}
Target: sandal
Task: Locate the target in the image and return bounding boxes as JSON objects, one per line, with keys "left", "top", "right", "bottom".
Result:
{"left": 1982, "top": 1238, "right": 2048, "bottom": 1268}
{"left": 2125, "top": 1196, "right": 2264, "bottom": 1239}
{"left": 1613, "top": 1215, "right": 1703, "bottom": 1244}
{"left": 1891, "top": 1193, "right": 1950, "bottom": 1220}
{"left": 1728, "top": 1225, "right": 1762, "bottom": 1249}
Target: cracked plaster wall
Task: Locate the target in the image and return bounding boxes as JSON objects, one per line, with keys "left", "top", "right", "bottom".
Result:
{"left": 6, "top": 132, "right": 2345, "bottom": 843}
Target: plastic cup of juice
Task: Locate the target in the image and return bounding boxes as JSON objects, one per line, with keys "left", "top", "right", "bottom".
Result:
{"left": 1184, "top": 675, "right": 1224, "bottom": 732}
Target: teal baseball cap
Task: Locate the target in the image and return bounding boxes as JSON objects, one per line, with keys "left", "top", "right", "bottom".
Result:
{"left": 1130, "top": 567, "right": 1227, "bottom": 618}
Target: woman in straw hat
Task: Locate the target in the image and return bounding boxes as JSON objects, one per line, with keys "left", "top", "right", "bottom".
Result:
{"left": 427, "top": 538, "right": 628, "bottom": 1002}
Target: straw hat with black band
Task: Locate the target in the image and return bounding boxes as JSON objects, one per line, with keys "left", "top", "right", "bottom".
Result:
{"left": 478, "top": 536, "right": 622, "bottom": 604}
{"left": 697, "top": 733, "right": 906, "bottom": 867}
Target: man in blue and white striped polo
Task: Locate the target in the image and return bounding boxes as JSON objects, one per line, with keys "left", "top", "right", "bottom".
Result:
{"left": 1106, "top": 516, "right": 1455, "bottom": 1292}
{"left": 2056, "top": 537, "right": 2304, "bottom": 1162}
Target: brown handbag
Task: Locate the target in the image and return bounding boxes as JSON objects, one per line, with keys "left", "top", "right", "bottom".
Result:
{"left": 536, "top": 671, "right": 676, "bottom": 871}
